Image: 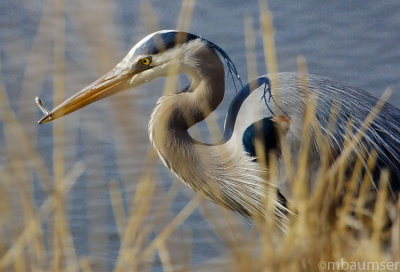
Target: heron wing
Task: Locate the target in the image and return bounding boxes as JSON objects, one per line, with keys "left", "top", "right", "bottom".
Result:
{"left": 277, "top": 73, "right": 400, "bottom": 195}
{"left": 303, "top": 74, "right": 400, "bottom": 190}
{"left": 224, "top": 72, "right": 400, "bottom": 196}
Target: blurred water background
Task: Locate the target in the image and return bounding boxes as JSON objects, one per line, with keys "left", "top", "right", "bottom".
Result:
{"left": 0, "top": 0, "right": 399, "bottom": 271}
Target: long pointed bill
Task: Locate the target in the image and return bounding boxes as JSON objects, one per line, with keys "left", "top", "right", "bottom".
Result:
{"left": 37, "top": 67, "right": 133, "bottom": 124}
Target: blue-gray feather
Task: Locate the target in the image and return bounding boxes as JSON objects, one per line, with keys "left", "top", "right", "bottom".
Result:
{"left": 223, "top": 73, "right": 400, "bottom": 196}
{"left": 304, "top": 75, "right": 400, "bottom": 190}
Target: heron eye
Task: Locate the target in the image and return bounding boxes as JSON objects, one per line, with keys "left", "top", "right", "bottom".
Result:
{"left": 140, "top": 57, "right": 152, "bottom": 66}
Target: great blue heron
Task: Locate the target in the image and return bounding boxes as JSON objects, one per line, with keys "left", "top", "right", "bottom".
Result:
{"left": 36, "top": 30, "right": 400, "bottom": 222}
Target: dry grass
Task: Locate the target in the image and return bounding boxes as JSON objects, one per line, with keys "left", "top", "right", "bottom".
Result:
{"left": 0, "top": 0, "right": 399, "bottom": 271}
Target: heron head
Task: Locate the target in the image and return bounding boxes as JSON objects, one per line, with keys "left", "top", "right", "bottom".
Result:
{"left": 37, "top": 30, "right": 208, "bottom": 124}
{"left": 118, "top": 30, "right": 206, "bottom": 87}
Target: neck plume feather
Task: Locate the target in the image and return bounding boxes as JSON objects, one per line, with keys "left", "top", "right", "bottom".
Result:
{"left": 148, "top": 42, "right": 288, "bottom": 225}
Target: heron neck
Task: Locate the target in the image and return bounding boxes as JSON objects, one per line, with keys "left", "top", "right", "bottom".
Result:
{"left": 148, "top": 48, "right": 233, "bottom": 199}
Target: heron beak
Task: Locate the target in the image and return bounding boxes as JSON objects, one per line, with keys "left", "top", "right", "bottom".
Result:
{"left": 37, "top": 67, "right": 133, "bottom": 124}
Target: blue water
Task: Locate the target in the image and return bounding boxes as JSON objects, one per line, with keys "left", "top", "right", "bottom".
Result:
{"left": 0, "top": 0, "right": 399, "bottom": 271}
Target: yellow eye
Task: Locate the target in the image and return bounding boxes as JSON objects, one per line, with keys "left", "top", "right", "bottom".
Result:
{"left": 140, "top": 57, "right": 151, "bottom": 66}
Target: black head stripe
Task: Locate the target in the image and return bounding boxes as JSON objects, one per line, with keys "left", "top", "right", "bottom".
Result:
{"left": 135, "top": 31, "right": 200, "bottom": 55}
